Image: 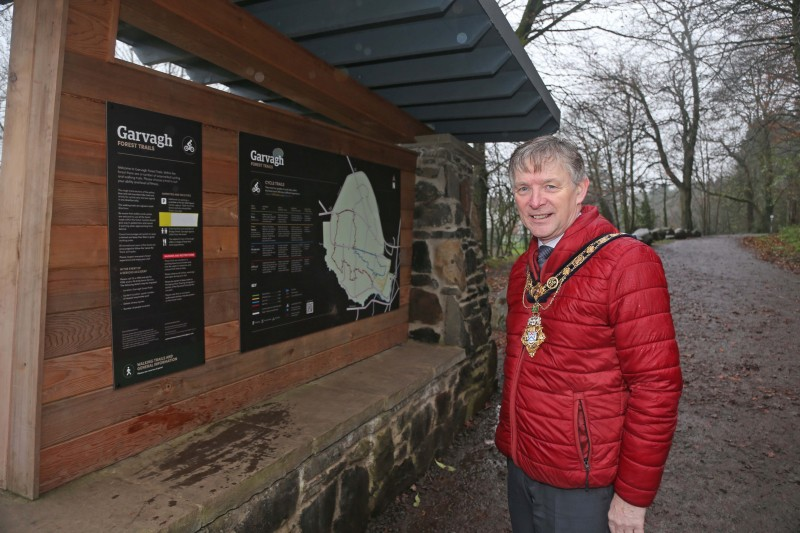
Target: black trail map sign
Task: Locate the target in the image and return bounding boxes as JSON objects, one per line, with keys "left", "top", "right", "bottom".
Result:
{"left": 238, "top": 133, "right": 401, "bottom": 352}
{"left": 107, "top": 102, "right": 204, "bottom": 388}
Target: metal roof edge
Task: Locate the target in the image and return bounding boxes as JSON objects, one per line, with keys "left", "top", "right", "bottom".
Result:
{"left": 477, "top": 0, "right": 561, "bottom": 131}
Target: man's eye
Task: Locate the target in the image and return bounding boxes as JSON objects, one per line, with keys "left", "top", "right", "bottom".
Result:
{"left": 516, "top": 186, "right": 529, "bottom": 193}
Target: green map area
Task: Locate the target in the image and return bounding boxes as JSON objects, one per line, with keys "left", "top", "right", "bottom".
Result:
{"left": 322, "top": 171, "right": 396, "bottom": 308}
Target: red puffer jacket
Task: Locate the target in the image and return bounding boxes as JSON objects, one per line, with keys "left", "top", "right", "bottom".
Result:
{"left": 495, "top": 206, "right": 682, "bottom": 507}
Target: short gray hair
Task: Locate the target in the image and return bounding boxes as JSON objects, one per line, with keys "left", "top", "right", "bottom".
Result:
{"left": 508, "top": 136, "right": 586, "bottom": 186}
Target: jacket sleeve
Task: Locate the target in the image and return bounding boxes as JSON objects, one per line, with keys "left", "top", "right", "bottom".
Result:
{"left": 608, "top": 242, "right": 683, "bottom": 507}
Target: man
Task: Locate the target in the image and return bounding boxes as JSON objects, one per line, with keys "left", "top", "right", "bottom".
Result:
{"left": 495, "top": 136, "right": 682, "bottom": 533}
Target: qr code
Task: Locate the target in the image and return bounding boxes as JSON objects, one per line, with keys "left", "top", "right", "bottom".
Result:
{"left": 306, "top": 301, "right": 314, "bottom": 314}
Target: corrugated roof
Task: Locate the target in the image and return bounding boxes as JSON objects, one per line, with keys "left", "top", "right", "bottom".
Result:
{"left": 116, "top": 0, "right": 560, "bottom": 143}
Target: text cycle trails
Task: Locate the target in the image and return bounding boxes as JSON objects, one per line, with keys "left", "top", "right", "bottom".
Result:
{"left": 239, "top": 133, "right": 401, "bottom": 352}
{"left": 107, "top": 103, "right": 205, "bottom": 387}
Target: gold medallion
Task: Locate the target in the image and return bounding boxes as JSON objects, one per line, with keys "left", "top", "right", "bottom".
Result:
{"left": 521, "top": 310, "right": 546, "bottom": 357}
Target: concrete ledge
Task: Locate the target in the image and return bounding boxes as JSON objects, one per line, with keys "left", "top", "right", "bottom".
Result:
{"left": 0, "top": 342, "right": 465, "bottom": 532}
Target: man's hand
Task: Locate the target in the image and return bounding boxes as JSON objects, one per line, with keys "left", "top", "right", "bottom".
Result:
{"left": 608, "top": 493, "right": 647, "bottom": 533}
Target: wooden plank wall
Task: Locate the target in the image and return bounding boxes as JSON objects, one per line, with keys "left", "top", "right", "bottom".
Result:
{"left": 39, "top": 0, "right": 415, "bottom": 492}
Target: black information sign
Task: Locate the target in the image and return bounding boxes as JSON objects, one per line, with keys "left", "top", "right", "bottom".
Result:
{"left": 239, "top": 133, "right": 401, "bottom": 352}
{"left": 107, "top": 102, "right": 204, "bottom": 388}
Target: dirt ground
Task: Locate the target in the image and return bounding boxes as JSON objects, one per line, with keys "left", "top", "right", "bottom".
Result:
{"left": 367, "top": 235, "right": 800, "bottom": 533}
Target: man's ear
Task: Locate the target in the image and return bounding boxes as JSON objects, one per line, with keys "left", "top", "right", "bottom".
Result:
{"left": 576, "top": 177, "right": 590, "bottom": 204}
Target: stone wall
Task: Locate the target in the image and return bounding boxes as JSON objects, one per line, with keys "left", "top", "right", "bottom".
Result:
{"left": 405, "top": 134, "right": 497, "bottom": 416}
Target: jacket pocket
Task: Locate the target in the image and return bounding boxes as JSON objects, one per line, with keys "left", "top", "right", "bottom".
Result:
{"left": 573, "top": 393, "right": 591, "bottom": 489}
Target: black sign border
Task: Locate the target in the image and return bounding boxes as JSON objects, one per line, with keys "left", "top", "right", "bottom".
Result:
{"left": 106, "top": 102, "right": 205, "bottom": 388}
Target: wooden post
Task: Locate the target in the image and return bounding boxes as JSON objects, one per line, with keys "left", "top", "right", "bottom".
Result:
{"left": 0, "top": 0, "right": 70, "bottom": 499}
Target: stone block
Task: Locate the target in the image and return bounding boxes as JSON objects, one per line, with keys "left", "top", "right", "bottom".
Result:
{"left": 301, "top": 452, "right": 345, "bottom": 500}
{"left": 371, "top": 458, "right": 416, "bottom": 516}
{"left": 412, "top": 241, "right": 432, "bottom": 273}
{"left": 433, "top": 240, "right": 466, "bottom": 290}
{"left": 435, "top": 390, "right": 452, "bottom": 421}
{"left": 299, "top": 483, "right": 337, "bottom": 532}
{"left": 409, "top": 288, "right": 443, "bottom": 324}
{"left": 443, "top": 295, "right": 466, "bottom": 347}
{"left": 409, "top": 327, "right": 441, "bottom": 344}
{"left": 333, "top": 467, "right": 370, "bottom": 533}
{"left": 467, "top": 315, "right": 491, "bottom": 347}
{"left": 414, "top": 202, "right": 453, "bottom": 228}
{"left": 372, "top": 429, "right": 395, "bottom": 483}
{"left": 410, "top": 404, "right": 433, "bottom": 451}
{"left": 446, "top": 171, "right": 461, "bottom": 200}
{"left": 453, "top": 202, "right": 466, "bottom": 225}
{"left": 632, "top": 227, "right": 653, "bottom": 244}
{"left": 466, "top": 271, "right": 487, "bottom": 290}
{"left": 415, "top": 179, "right": 440, "bottom": 202}
{"left": 411, "top": 273, "right": 438, "bottom": 289}
{"left": 464, "top": 247, "right": 479, "bottom": 276}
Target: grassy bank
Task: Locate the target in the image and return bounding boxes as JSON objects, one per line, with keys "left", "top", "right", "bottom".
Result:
{"left": 742, "top": 226, "right": 800, "bottom": 275}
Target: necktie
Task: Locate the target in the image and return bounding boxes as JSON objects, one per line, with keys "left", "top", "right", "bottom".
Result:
{"left": 537, "top": 245, "right": 553, "bottom": 269}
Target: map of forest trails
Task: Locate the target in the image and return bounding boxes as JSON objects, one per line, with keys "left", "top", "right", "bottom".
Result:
{"left": 322, "top": 171, "right": 396, "bottom": 308}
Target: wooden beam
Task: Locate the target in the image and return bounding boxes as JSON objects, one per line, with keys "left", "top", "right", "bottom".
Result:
{"left": 0, "top": 0, "right": 70, "bottom": 499}
{"left": 59, "top": 54, "right": 419, "bottom": 170}
{"left": 65, "top": 0, "right": 119, "bottom": 60}
{"left": 117, "top": 0, "right": 431, "bottom": 144}
{"left": 40, "top": 309, "right": 409, "bottom": 449}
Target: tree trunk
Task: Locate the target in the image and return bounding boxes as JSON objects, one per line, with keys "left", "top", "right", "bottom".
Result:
{"left": 792, "top": 0, "right": 800, "bottom": 110}
{"left": 680, "top": 184, "right": 693, "bottom": 230}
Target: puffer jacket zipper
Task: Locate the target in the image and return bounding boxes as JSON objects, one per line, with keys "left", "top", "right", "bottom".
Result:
{"left": 577, "top": 399, "right": 591, "bottom": 489}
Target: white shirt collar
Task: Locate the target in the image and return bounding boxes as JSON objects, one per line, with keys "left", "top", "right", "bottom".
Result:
{"left": 537, "top": 212, "right": 581, "bottom": 250}
{"left": 538, "top": 234, "right": 563, "bottom": 249}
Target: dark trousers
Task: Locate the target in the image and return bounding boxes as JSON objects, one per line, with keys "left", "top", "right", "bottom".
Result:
{"left": 507, "top": 459, "right": 614, "bottom": 533}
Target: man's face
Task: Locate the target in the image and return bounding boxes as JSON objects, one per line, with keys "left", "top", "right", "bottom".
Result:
{"left": 513, "top": 159, "right": 589, "bottom": 242}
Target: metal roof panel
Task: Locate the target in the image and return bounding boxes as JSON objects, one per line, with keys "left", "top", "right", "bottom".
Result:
{"left": 117, "top": 0, "right": 559, "bottom": 142}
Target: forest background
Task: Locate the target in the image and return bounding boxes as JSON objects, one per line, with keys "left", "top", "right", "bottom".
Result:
{"left": 483, "top": 0, "right": 800, "bottom": 259}
{"left": 1, "top": 1, "right": 799, "bottom": 261}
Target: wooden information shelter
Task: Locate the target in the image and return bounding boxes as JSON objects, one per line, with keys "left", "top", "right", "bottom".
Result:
{"left": 0, "top": 0, "right": 430, "bottom": 499}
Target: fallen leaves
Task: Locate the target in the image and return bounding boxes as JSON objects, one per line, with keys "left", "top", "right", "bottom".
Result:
{"left": 741, "top": 235, "right": 800, "bottom": 274}
{"left": 434, "top": 459, "right": 456, "bottom": 472}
